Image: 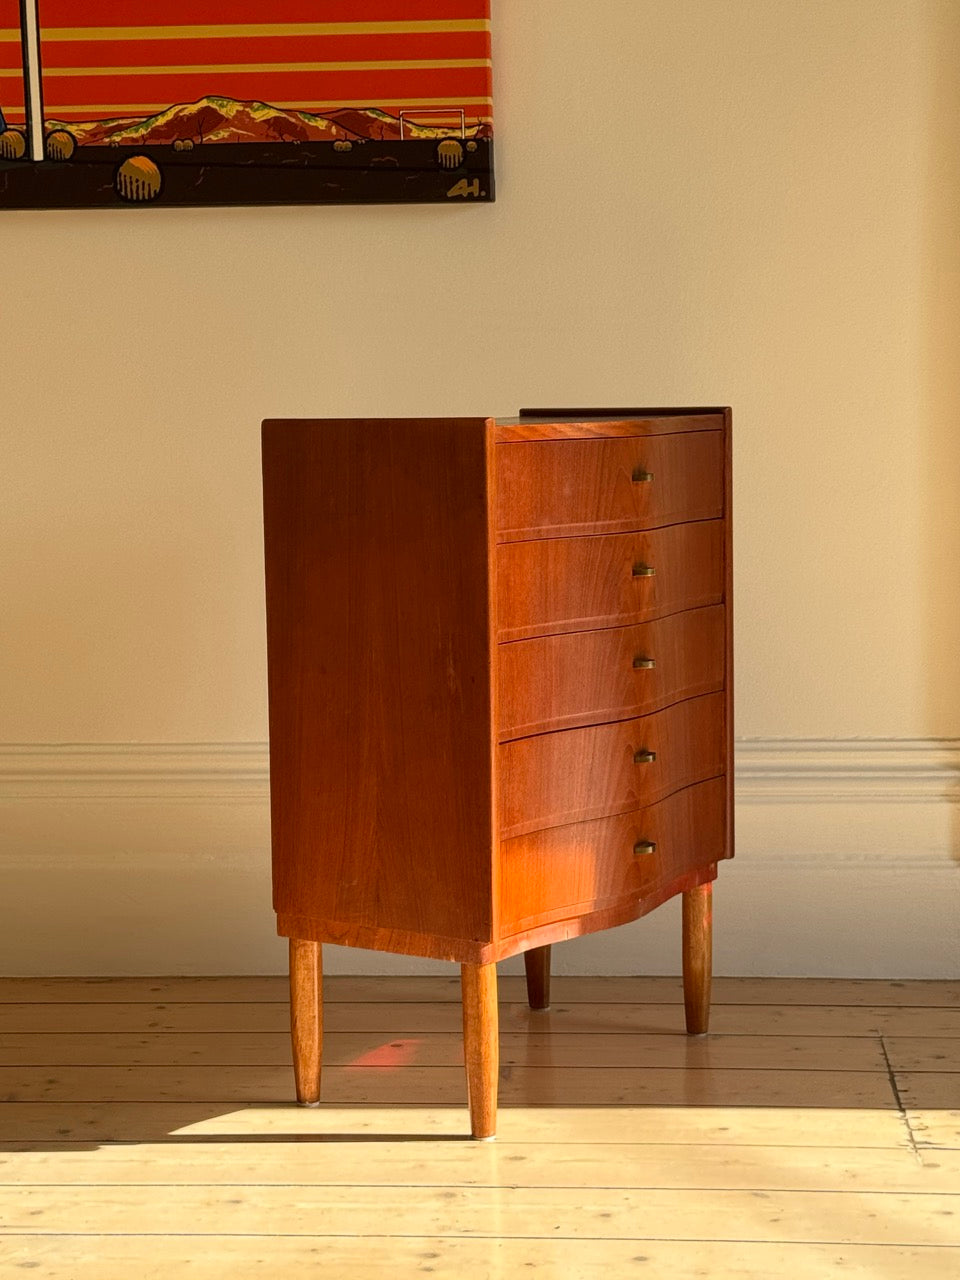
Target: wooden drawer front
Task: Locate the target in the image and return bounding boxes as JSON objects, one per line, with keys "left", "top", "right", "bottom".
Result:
{"left": 499, "top": 777, "right": 726, "bottom": 935}
{"left": 496, "top": 430, "right": 723, "bottom": 541}
{"left": 497, "top": 520, "right": 723, "bottom": 643}
{"left": 499, "top": 693, "right": 724, "bottom": 839}
{"left": 498, "top": 604, "right": 724, "bottom": 740}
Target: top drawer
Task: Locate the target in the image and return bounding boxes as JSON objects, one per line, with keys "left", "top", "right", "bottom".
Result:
{"left": 496, "top": 431, "right": 724, "bottom": 542}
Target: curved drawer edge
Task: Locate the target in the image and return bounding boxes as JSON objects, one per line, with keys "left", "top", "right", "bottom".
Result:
{"left": 498, "top": 693, "right": 726, "bottom": 839}
{"left": 497, "top": 776, "right": 728, "bottom": 937}
{"left": 491, "top": 864, "right": 722, "bottom": 961}
{"left": 500, "top": 768, "right": 725, "bottom": 842}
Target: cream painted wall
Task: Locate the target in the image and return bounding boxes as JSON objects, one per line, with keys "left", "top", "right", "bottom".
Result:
{"left": 2, "top": 1, "right": 959, "bottom": 974}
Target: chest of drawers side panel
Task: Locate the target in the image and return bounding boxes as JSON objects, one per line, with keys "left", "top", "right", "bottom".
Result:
{"left": 262, "top": 418, "right": 497, "bottom": 955}
{"left": 723, "top": 407, "right": 735, "bottom": 865}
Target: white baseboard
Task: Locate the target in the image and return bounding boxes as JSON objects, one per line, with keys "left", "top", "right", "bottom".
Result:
{"left": 1, "top": 740, "right": 958, "bottom": 977}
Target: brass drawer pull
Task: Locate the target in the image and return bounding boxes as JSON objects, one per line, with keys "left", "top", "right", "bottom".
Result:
{"left": 633, "top": 840, "right": 657, "bottom": 857}
{"left": 632, "top": 655, "right": 656, "bottom": 670}
{"left": 634, "top": 749, "right": 656, "bottom": 765}
{"left": 632, "top": 562, "right": 656, "bottom": 578}
{"left": 632, "top": 468, "right": 654, "bottom": 483}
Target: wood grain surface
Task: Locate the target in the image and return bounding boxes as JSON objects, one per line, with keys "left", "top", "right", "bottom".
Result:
{"left": 498, "top": 777, "right": 726, "bottom": 935}
{"left": 0, "top": 1100, "right": 914, "bottom": 1148}
{"left": 5, "top": 994, "right": 955, "bottom": 1037}
{"left": 498, "top": 692, "right": 725, "bottom": 838}
{"left": 523, "top": 945, "right": 551, "bottom": 1010}
{"left": 683, "top": 882, "right": 713, "bottom": 1035}
{"left": 288, "top": 939, "right": 322, "bottom": 1105}
{"left": 460, "top": 962, "right": 498, "bottom": 1139}
{"left": 494, "top": 410, "right": 725, "bottom": 441}
{"left": 497, "top": 604, "right": 725, "bottom": 739}
{"left": 495, "top": 429, "right": 723, "bottom": 540}
{"left": 0, "top": 1031, "right": 891, "bottom": 1072}
{"left": 0, "top": 1064, "right": 896, "bottom": 1108}
{"left": 496, "top": 519, "right": 724, "bottom": 642}
{"left": 6, "top": 1183, "right": 957, "bottom": 1245}
{"left": 7, "top": 1135, "right": 955, "bottom": 1187}
{"left": 3, "top": 1238, "right": 953, "bottom": 1280}
{"left": 5, "top": 974, "right": 955, "bottom": 1007}
{"left": 262, "top": 418, "right": 497, "bottom": 951}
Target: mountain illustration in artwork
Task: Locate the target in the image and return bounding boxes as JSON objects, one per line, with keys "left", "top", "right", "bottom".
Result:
{"left": 46, "top": 96, "right": 492, "bottom": 146}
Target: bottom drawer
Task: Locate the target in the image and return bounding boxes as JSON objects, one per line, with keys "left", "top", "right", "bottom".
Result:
{"left": 498, "top": 777, "right": 726, "bottom": 935}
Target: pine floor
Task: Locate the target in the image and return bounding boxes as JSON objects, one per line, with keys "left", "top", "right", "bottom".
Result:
{"left": 0, "top": 975, "right": 958, "bottom": 1278}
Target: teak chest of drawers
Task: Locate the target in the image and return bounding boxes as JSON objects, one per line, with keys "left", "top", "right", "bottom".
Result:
{"left": 262, "top": 407, "right": 733, "bottom": 1137}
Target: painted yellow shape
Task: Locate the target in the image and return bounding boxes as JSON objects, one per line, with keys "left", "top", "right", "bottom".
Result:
{"left": 0, "top": 21, "right": 491, "bottom": 43}
{"left": 31, "top": 59, "right": 491, "bottom": 78}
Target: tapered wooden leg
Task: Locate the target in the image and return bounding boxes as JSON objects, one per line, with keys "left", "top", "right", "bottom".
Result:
{"left": 289, "top": 938, "right": 322, "bottom": 1105}
{"left": 682, "top": 882, "right": 713, "bottom": 1035}
{"left": 523, "top": 945, "right": 551, "bottom": 1010}
{"left": 461, "top": 961, "right": 498, "bottom": 1140}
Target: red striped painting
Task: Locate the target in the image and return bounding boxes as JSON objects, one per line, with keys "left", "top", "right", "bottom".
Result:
{"left": 0, "top": 1, "right": 494, "bottom": 207}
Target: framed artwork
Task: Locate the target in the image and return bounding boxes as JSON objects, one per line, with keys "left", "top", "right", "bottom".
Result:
{"left": 0, "top": 1, "right": 494, "bottom": 208}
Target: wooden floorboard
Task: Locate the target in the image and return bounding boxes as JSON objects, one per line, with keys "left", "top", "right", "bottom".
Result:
{"left": 908, "top": 1108, "right": 960, "bottom": 1149}
{"left": 0, "top": 1102, "right": 912, "bottom": 1147}
{"left": 2, "top": 1140, "right": 958, "bottom": 1190}
{"left": 883, "top": 1037, "right": 960, "bottom": 1071}
{"left": 0, "top": 1030, "right": 889, "bottom": 1070}
{"left": 3, "top": 1001, "right": 959, "bottom": 1037}
{"left": 1, "top": 1236, "right": 955, "bottom": 1280}
{"left": 1, "top": 975, "right": 958, "bottom": 1005}
{"left": 0, "top": 1063, "right": 901, "bottom": 1107}
{"left": 0, "top": 976, "right": 957, "bottom": 1278}
{"left": 896, "top": 1074, "right": 960, "bottom": 1109}
{"left": 4, "top": 1183, "right": 960, "bottom": 1245}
